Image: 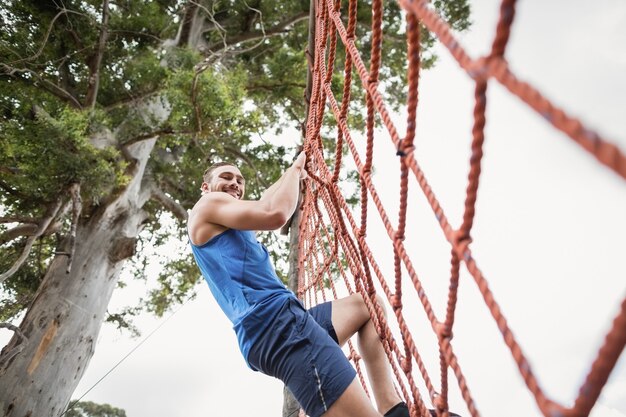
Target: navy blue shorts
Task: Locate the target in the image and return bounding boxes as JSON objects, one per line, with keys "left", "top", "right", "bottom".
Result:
{"left": 247, "top": 298, "right": 356, "bottom": 417}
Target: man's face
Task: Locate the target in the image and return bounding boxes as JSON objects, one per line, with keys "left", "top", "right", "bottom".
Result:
{"left": 203, "top": 165, "right": 245, "bottom": 199}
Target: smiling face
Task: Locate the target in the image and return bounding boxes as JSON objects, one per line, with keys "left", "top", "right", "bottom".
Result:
{"left": 201, "top": 164, "right": 245, "bottom": 199}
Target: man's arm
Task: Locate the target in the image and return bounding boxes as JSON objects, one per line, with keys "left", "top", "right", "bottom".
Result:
{"left": 260, "top": 153, "right": 307, "bottom": 202}
{"left": 195, "top": 152, "right": 306, "bottom": 231}
{"left": 259, "top": 173, "right": 287, "bottom": 202}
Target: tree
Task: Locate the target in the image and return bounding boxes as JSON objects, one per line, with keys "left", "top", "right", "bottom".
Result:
{"left": 64, "top": 401, "right": 127, "bottom": 417}
{"left": 0, "top": 0, "right": 470, "bottom": 415}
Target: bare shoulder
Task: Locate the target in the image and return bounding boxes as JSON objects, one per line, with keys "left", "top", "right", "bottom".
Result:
{"left": 188, "top": 193, "right": 236, "bottom": 245}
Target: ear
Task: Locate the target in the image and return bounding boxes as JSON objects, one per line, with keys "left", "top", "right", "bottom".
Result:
{"left": 201, "top": 182, "right": 210, "bottom": 194}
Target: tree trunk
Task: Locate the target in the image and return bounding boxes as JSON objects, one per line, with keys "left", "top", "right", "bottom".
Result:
{"left": 282, "top": 0, "right": 315, "bottom": 414}
{"left": 282, "top": 198, "right": 302, "bottom": 417}
{"left": 0, "top": 139, "right": 156, "bottom": 417}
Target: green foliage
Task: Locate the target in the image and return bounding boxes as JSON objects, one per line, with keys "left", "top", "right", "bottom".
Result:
{"left": 105, "top": 305, "right": 144, "bottom": 337}
{"left": 65, "top": 400, "right": 127, "bottom": 417}
{"left": 146, "top": 253, "right": 199, "bottom": 317}
{"left": 434, "top": 0, "right": 472, "bottom": 31}
{"left": 1, "top": 107, "right": 127, "bottom": 206}
{"left": 165, "top": 62, "right": 253, "bottom": 135}
{"left": 246, "top": 43, "right": 308, "bottom": 131}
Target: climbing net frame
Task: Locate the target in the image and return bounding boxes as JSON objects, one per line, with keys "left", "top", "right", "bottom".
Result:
{"left": 296, "top": 1, "right": 626, "bottom": 417}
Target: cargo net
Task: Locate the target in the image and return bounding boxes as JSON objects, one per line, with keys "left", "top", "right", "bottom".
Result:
{"left": 296, "top": 0, "right": 626, "bottom": 416}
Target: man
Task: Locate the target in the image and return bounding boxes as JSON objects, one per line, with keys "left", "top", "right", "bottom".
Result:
{"left": 188, "top": 152, "right": 443, "bottom": 417}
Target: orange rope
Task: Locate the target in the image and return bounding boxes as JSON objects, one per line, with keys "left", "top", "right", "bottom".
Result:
{"left": 298, "top": 1, "right": 626, "bottom": 417}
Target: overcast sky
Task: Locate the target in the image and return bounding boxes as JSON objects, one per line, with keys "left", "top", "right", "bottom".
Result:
{"left": 3, "top": 1, "right": 624, "bottom": 416}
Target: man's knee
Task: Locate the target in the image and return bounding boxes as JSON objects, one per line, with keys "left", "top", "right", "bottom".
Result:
{"left": 336, "top": 292, "right": 387, "bottom": 331}
{"left": 366, "top": 292, "right": 387, "bottom": 318}
{"left": 355, "top": 292, "right": 388, "bottom": 327}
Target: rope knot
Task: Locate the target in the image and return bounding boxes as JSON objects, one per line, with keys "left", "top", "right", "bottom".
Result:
{"left": 400, "top": 356, "right": 412, "bottom": 373}
{"left": 359, "top": 165, "right": 372, "bottom": 177}
{"left": 391, "top": 294, "right": 402, "bottom": 310}
{"left": 395, "top": 138, "right": 415, "bottom": 157}
{"left": 468, "top": 56, "right": 489, "bottom": 81}
{"left": 433, "top": 396, "right": 449, "bottom": 415}
{"left": 435, "top": 321, "right": 453, "bottom": 341}
{"left": 452, "top": 229, "right": 472, "bottom": 258}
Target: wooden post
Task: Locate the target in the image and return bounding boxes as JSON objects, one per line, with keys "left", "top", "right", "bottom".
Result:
{"left": 281, "top": 0, "right": 316, "bottom": 415}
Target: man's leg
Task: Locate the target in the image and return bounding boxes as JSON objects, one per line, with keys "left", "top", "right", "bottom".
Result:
{"left": 322, "top": 378, "right": 382, "bottom": 417}
{"left": 331, "top": 293, "right": 403, "bottom": 415}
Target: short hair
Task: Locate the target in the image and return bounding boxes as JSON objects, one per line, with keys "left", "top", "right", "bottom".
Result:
{"left": 202, "top": 162, "right": 237, "bottom": 183}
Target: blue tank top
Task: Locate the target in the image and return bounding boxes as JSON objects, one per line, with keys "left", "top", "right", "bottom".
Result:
{"left": 189, "top": 228, "right": 293, "bottom": 367}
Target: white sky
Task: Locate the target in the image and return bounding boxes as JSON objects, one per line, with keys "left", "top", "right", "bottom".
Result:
{"left": 3, "top": 1, "right": 625, "bottom": 416}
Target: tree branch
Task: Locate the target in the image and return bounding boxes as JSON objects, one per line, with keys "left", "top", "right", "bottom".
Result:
{"left": 162, "top": 177, "right": 186, "bottom": 196}
{"left": 102, "top": 89, "right": 161, "bottom": 112}
{"left": 150, "top": 185, "right": 188, "bottom": 221}
{"left": 0, "top": 199, "right": 63, "bottom": 284}
{"left": 0, "top": 217, "right": 36, "bottom": 224}
{"left": 5, "top": 8, "right": 91, "bottom": 66}
{"left": 0, "top": 65, "right": 82, "bottom": 108}
{"left": 0, "top": 323, "right": 27, "bottom": 344}
{"left": 0, "top": 224, "right": 39, "bottom": 245}
{"left": 0, "top": 166, "right": 20, "bottom": 175}
{"left": 240, "top": 0, "right": 262, "bottom": 33}
{"left": 206, "top": 12, "right": 308, "bottom": 54}
{"left": 191, "top": 0, "right": 228, "bottom": 50}
{"left": 191, "top": 70, "right": 204, "bottom": 133}
{"left": 0, "top": 322, "right": 29, "bottom": 373}
{"left": 177, "top": 1, "right": 200, "bottom": 47}
{"left": 0, "top": 181, "right": 23, "bottom": 198}
{"left": 65, "top": 183, "right": 82, "bottom": 274}
{"left": 57, "top": 42, "right": 78, "bottom": 98}
{"left": 109, "top": 30, "right": 164, "bottom": 43}
{"left": 84, "top": 0, "right": 110, "bottom": 109}
{"left": 160, "top": 177, "right": 196, "bottom": 208}
{"left": 247, "top": 82, "right": 306, "bottom": 92}
{"left": 119, "top": 128, "right": 178, "bottom": 148}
